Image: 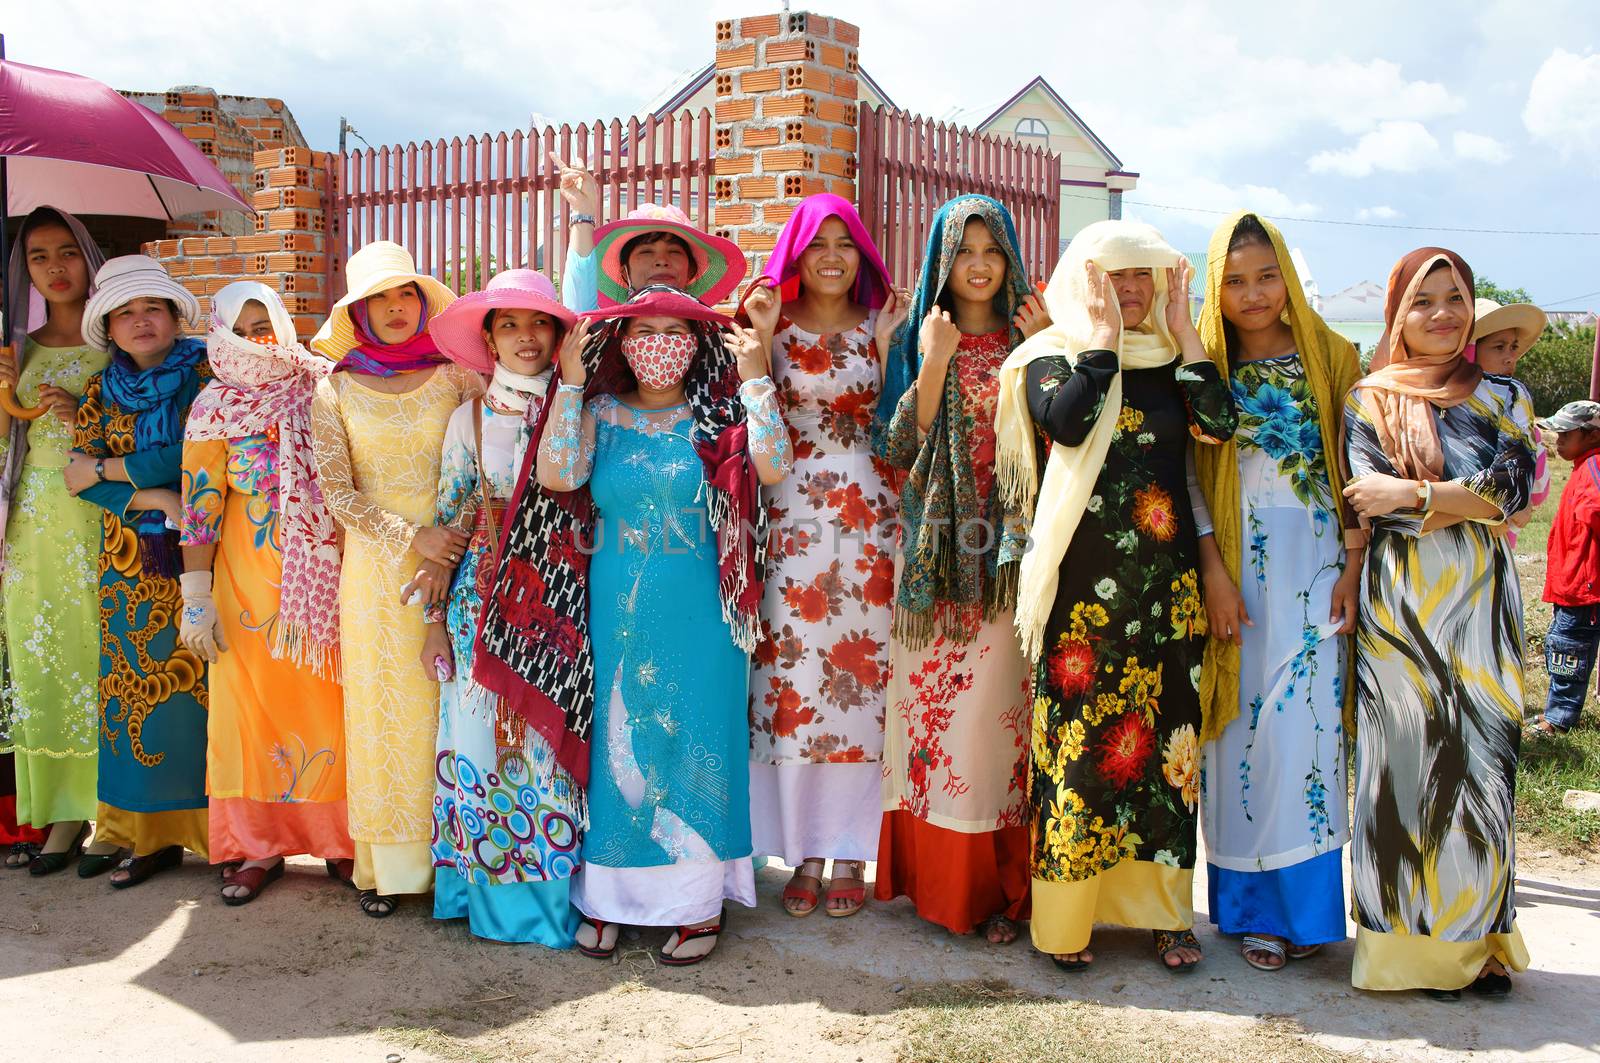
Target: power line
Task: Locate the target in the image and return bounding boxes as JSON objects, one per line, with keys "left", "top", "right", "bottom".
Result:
{"left": 1063, "top": 190, "right": 1600, "bottom": 238}
{"left": 1543, "top": 289, "right": 1600, "bottom": 308}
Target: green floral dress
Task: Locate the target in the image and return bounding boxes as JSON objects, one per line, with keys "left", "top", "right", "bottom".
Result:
{"left": 1024, "top": 351, "right": 1234, "bottom": 950}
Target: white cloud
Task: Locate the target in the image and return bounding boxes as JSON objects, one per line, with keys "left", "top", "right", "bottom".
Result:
{"left": 1356, "top": 206, "right": 1401, "bottom": 220}
{"left": 1523, "top": 49, "right": 1600, "bottom": 159}
{"left": 1307, "top": 121, "right": 1441, "bottom": 178}
{"left": 1452, "top": 132, "right": 1511, "bottom": 163}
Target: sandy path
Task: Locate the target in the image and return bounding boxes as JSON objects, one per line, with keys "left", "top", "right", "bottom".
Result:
{"left": 2, "top": 850, "right": 1596, "bottom": 1061}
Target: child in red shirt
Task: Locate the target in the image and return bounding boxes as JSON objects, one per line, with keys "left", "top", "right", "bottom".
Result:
{"left": 1532, "top": 400, "right": 1600, "bottom": 735}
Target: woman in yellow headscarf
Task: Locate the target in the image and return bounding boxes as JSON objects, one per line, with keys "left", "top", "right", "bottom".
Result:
{"left": 1190, "top": 212, "right": 1362, "bottom": 974}
{"left": 994, "top": 220, "right": 1235, "bottom": 973}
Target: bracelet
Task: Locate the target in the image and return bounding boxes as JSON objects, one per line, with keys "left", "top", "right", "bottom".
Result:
{"left": 570, "top": 212, "right": 596, "bottom": 227}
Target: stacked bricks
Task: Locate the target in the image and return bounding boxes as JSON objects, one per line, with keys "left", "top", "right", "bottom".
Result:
{"left": 712, "top": 11, "right": 860, "bottom": 280}
{"left": 142, "top": 147, "right": 332, "bottom": 341}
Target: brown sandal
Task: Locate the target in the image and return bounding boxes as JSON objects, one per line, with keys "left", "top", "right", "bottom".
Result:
{"left": 221, "top": 860, "right": 284, "bottom": 906}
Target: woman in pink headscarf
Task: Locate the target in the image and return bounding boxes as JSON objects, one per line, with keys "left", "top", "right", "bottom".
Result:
{"left": 740, "top": 194, "right": 910, "bottom": 919}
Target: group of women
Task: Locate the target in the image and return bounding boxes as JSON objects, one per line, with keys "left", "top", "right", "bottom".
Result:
{"left": 0, "top": 179, "right": 1538, "bottom": 997}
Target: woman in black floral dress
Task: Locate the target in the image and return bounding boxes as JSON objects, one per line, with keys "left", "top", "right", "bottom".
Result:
{"left": 996, "top": 221, "right": 1235, "bottom": 973}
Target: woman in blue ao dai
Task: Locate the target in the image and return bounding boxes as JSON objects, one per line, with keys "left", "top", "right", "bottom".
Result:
{"left": 537, "top": 286, "right": 792, "bottom": 965}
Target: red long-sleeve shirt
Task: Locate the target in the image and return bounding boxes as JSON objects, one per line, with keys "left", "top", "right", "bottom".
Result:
{"left": 1544, "top": 446, "right": 1600, "bottom": 606}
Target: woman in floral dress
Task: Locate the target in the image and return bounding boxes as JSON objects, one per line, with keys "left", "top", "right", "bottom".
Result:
{"left": 874, "top": 196, "right": 1048, "bottom": 943}
{"left": 0, "top": 207, "right": 105, "bottom": 874}
{"left": 741, "top": 193, "right": 908, "bottom": 918}
{"left": 995, "top": 221, "right": 1235, "bottom": 972}
{"left": 1191, "top": 213, "right": 1363, "bottom": 971}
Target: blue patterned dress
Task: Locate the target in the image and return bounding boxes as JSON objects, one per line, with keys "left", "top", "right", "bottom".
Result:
{"left": 1200, "top": 353, "right": 1348, "bottom": 946}
{"left": 429, "top": 388, "right": 582, "bottom": 945}
{"left": 542, "top": 380, "right": 790, "bottom": 926}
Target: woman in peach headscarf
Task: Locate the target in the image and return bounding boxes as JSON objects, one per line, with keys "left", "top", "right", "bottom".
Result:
{"left": 1340, "top": 247, "right": 1537, "bottom": 1001}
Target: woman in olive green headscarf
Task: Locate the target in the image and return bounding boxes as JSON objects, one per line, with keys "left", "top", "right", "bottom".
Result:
{"left": 1191, "top": 212, "right": 1362, "bottom": 973}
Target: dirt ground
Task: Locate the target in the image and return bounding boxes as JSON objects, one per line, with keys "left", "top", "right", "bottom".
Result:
{"left": 2, "top": 846, "right": 1597, "bottom": 1063}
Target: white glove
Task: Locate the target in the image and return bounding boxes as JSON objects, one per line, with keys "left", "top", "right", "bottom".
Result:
{"left": 179, "top": 570, "right": 228, "bottom": 662}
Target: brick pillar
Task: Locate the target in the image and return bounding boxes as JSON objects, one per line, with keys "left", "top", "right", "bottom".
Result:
{"left": 711, "top": 11, "right": 860, "bottom": 284}
{"left": 143, "top": 146, "right": 331, "bottom": 341}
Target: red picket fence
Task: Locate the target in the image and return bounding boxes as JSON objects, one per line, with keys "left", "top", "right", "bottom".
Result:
{"left": 325, "top": 109, "right": 716, "bottom": 301}
{"left": 856, "top": 105, "right": 1062, "bottom": 289}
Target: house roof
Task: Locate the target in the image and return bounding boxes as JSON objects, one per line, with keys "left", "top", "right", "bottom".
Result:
{"left": 1321, "top": 279, "right": 1387, "bottom": 322}
{"left": 646, "top": 62, "right": 897, "bottom": 119}
{"left": 975, "top": 76, "right": 1122, "bottom": 170}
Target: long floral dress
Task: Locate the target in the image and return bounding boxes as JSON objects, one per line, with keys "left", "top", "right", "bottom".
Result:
{"left": 0, "top": 340, "right": 107, "bottom": 828}
{"left": 1025, "top": 351, "right": 1235, "bottom": 955}
{"left": 75, "top": 358, "right": 212, "bottom": 858}
{"left": 749, "top": 316, "right": 896, "bottom": 864}
{"left": 876, "top": 330, "right": 1034, "bottom": 935}
{"left": 1344, "top": 376, "right": 1535, "bottom": 992}
{"left": 545, "top": 381, "right": 792, "bottom": 927}
{"left": 311, "top": 363, "right": 482, "bottom": 896}
{"left": 180, "top": 433, "right": 350, "bottom": 863}
{"left": 428, "top": 389, "right": 582, "bottom": 946}
{"left": 1200, "top": 353, "right": 1349, "bottom": 947}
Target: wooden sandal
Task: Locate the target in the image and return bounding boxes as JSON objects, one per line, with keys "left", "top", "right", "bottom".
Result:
{"left": 660, "top": 909, "right": 725, "bottom": 967}
{"left": 782, "top": 858, "right": 825, "bottom": 918}
{"left": 824, "top": 860, "right": 867, "bottom": 919}
{"left": 1154, "top": 929, "right": 1203, "bottom": 973}
{"left": 577, "top": 917, "right": 617, "bottom": 959}
{"left": 1242, "top": 935, "right": 1287, "bottom": 971}
{"left": 221, "top": 860, "right": 284, "bottom": 906}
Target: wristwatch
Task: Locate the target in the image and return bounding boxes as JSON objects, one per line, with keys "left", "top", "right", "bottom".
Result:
{"left": 1414, "top": 479, "right": 1432, "bottom": 511}
{"left": 94, "top": 458, "right": 106, "bottom": 483}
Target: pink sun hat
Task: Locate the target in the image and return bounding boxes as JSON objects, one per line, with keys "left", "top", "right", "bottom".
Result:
{"left": 427, "top": 269, "right": 578, "bottom": 373}
{"left": 591, "top": 203, "right": 747, "bottom": 309}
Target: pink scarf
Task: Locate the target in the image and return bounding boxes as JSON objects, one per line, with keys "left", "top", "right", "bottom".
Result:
{"left": 187, "top": 323, "right": 343, "bottom": 678}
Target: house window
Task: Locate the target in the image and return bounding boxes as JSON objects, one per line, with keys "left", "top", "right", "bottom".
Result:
{"left": 1015, "top": 118, "right": 1049, "bottom": 140}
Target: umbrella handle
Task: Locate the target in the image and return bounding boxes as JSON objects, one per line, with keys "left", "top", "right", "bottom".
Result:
{"left": 0, "top": 346, "right": 48, "bottom": 421}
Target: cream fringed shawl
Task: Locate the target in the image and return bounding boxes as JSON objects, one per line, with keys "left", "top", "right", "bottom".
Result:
{"left": 1192, "top": 211, "right": 1363, "bottom": 743}
{"left": 994, "top": 220, "right": 1184, "bottom": 663}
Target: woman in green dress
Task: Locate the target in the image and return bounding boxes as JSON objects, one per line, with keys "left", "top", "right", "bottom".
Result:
{"left": 0, "top": 206, "right": 109, "bottom": 875}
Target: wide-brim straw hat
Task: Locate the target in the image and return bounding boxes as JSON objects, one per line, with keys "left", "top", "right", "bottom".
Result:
{"left": 591, "top": 204, "right": 746, "bottom": 309}
{"left": 428, "top": 269, "right": 577, "bottom": 374}
{"left": 82, "top": 255, "right": 201, "bottom": 351}
{"left": 580, "top": 284, "right": 734, "bottom": 328}
{"left": 311, "top": 240, "right": 457, "bottom": 359}
{"left": 1472, "top": 297, "right": 1547, "bottom": 349}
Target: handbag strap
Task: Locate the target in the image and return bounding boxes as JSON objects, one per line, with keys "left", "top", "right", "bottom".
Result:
{"left": 472, "top": 398, "right": 500, "bottom": 558}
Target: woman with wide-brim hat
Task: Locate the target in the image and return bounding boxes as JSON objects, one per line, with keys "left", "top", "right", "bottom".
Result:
{"left": 548, "top": 155, "right": 746, "bottom": 314}
{"left": 178, "top": 281, "right": 351, "bottom": 906}
{"left": 531, "top": 284, "right": 790, "bottom": 966}
{"left": 420, "top": 269, "right": 587, "bottom": 946}
{"left": 309, "top": 240, "right": 483, "bottom": 917}
{"left": 70, "top": 255, "right": 212, "bottom": 888}
{"left": 0, "top": 206, "right": 107, "bottom": 876}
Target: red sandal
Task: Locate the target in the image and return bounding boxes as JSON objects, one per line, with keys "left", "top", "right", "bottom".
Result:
{"left": 824, "top": 860, "right": 867, "bottom": 919}
{"left": 782, "top": 858, "right": 825, "bottom": 918}
{"left": 221, "top": 860, "right": 284, "bottom": 907}
{"left": 577, "top": 917, "right": 617, "bottom": 959}
{"left": 660, "top": 909, "right": 725, "bottom": 967}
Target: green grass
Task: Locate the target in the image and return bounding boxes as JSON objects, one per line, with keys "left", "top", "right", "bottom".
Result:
{"left": 1513, "top": 452, "right": 1600, "bottom": 853}
{"left": 895, "top": 982, "right": 1354, "bottom": 1063}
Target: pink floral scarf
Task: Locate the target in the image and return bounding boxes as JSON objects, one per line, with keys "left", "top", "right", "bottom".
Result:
{"left": 186, "top": 289, "right": 342, "bottom": 678}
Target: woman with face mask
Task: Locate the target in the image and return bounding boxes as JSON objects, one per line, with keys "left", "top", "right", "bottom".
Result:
{"left": 1340, "top": 248, "right": 1536, "bottom": 1000}
{"left": 532, "top": 285, "right": 790, "bottom": 967}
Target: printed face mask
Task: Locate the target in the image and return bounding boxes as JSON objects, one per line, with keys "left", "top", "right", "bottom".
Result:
{"left": 621, "top": 331, "right": 697, "bottom": 391}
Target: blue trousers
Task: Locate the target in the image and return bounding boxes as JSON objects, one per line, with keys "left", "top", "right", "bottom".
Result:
{"left": 1543, "top": 604, "right": 1600, "bottom": 731}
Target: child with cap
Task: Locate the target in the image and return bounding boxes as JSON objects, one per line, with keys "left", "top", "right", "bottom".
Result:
{"left": 1529, "top": 399, "right": 1600, "bottom": 737}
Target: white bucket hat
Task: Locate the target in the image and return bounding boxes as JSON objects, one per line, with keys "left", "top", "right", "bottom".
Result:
{"left": 1472, "top": 297, "right": 1547, "bottom": 349}
{"left": 82, "top": 255, "right": 201, "bottom": 352}
{"left": 311, "top": 241, "right": 457, "bottom": 360}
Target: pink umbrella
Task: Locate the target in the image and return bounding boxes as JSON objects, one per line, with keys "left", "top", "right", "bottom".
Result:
{"left": 0, "top": 55, "right": 252, "bottom": 219}
{"left": 0, "top": 42, "right": 252, "bottom": 416}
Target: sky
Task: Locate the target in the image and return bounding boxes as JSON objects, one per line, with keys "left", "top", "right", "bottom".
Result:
{"left": 8, "top": 0, "right": 1599, "bottom": 306}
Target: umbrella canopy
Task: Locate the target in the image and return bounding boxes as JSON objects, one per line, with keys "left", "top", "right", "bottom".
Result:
{"left": 0, "top": 58, "right": 252, "bottom": 219}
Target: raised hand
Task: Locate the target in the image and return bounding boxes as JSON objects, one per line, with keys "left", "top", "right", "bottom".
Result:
{"left": 549, "top": 153, "right": 600, "bottom": 219}
{"left": 743, "top": 281, "right": 781, "bottom": 341}
{"left": 1164, "top": 257, "right": 1199, "bottom": 341}
{"left": 874, "top": 286, "right": 913, "bottom": 351}
{"left": 557, "top": 318, "right": 592, "bottom": 387}
{"left": 726, "top": 322, "right": 773, "bottom": 382}
{"left": 1012, "top": 291, "right": 1051, "bottom": 339}
{"left": 1084, "top": 262, "right": 1121, "bottom": 350}
{"left": 919, "top": 308, "right": 962, "bottom": 365}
